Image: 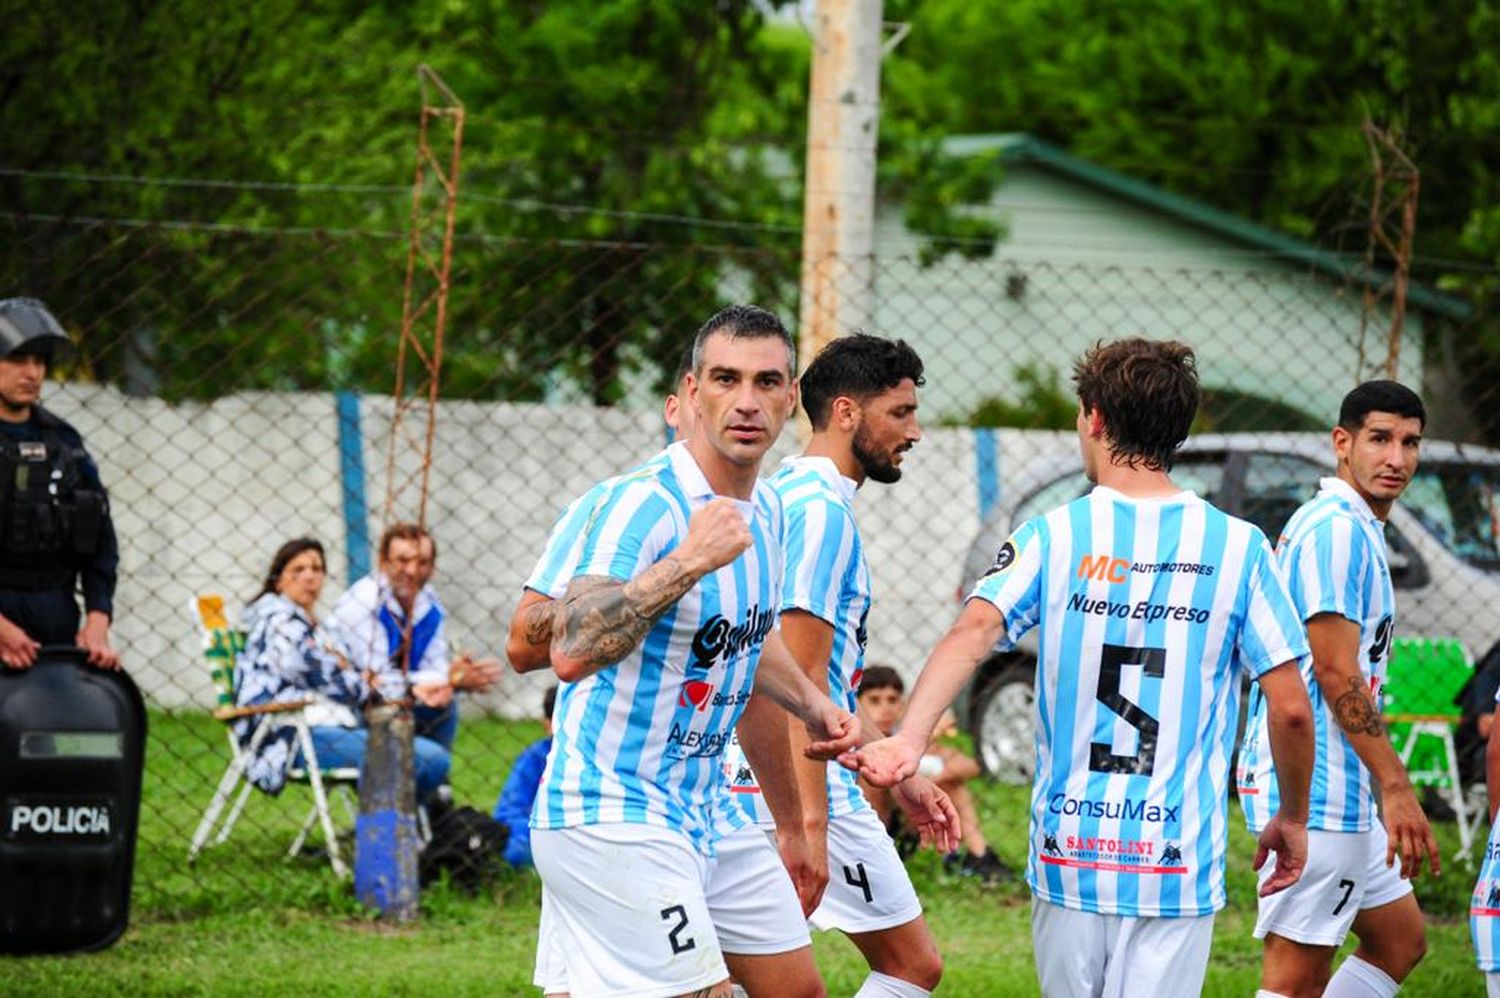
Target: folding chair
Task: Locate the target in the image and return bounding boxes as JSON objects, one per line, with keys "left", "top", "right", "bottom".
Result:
{"left": 186, "top": 594, "right": 360, "bottom": 877}
{"left": 1383, "top": 636, "right": 1482, "bottom": 862}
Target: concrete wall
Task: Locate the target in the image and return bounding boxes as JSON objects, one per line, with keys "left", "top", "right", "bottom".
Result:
{"left": 53, "top": 384, "right": 1075, "bottom": 715}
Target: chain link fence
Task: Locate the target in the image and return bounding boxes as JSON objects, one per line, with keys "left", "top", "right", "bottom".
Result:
{"left": 4, "top": 204, "right": 1499, "bottom": 913}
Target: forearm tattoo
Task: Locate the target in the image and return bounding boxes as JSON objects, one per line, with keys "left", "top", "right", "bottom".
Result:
{"left": 1332, "top": 675, "right": 1386, "bottom": 737}
{"left": 522, "top": 601, "right": 558, "bottom": 646}
{"left": 553, "top": 558, "right": 697, "bottom": 670}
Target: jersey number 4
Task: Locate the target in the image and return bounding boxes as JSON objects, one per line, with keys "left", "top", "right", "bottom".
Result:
{"left": 1089, "top": 643, "right": 1167, "bottom": 777}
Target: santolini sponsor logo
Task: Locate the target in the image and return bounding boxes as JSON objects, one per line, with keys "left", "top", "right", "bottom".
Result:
{"left": 689, "top": 604, "right": 776, "bottom": 671}
{"left": 1075, "top": 554, "right": 1216, "bottom": 582}
{"left": 1048, "top": 793, "right": 1181, "bottom": 823}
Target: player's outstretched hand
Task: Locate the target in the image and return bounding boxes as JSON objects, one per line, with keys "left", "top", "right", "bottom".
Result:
{"left": 856, "top": 735, "right": 922, "bottom": 789}
{"left": 680, "top": 498, "right": 753, "bottom": 575}
{"left": 803, "top": 705, "right": 859, "bottom": 760}
{"left": 775, "top": 827, "right": 829, "bottom": 918}
{"left": 890, "top": 776, "right": 961, "bottom": 854}
{"left": 1383, "top": 785, "right": 1441, "bottom": 880}
{"left": 1254, "top": 813, "right": 1308, "bottom": 897}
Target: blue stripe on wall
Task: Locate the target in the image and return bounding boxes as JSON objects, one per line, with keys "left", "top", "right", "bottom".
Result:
{"left": 974, "top": 427, "right": 1000, "bottom": 522}
{"left": 336, "top": 390, "right": 371, "bottom": 584}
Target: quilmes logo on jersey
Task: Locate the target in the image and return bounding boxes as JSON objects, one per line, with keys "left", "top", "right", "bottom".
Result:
{"left": 689, "top": 603, "right": 776, "bottom": 671}
{"left": 1076, "top": 554, "right": 1216, "bottom": 583}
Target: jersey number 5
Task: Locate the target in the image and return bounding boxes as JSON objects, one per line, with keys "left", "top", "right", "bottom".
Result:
{"left": 1089, "top": 643, "right": 1167, "bottom": 777}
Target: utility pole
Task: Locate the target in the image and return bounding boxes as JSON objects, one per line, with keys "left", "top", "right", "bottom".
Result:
{"left": 797, "top": 0, "right": 885, "bottom": 373}
{"left": 1356, "top": 119, "right": 1420, "bottom": 381}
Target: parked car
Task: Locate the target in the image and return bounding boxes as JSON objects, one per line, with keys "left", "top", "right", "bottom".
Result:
{"left": 955, "top": 433, "right": 1500, "bottom": 783}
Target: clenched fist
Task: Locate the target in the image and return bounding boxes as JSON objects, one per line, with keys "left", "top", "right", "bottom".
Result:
{"left": 679, "top": 498, "right": 753, "bottom": 575}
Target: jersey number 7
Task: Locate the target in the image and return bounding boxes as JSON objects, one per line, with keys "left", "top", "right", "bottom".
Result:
{"left": 1089, "top": 643, "right": 1167, "bottom": 777}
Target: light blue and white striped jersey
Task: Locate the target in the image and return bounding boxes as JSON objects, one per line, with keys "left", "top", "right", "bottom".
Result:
{"left": 1473, "top": 686, "right": 1500, "bottom": 971}
{"left": 730, "top": 455, "right": 872, "bottom": 828}
{"left": 1237, "top": 477, "right": 1394, "bottom": 834}
{"left": 971, "top": 486, "right": 1307, "bottom": 918}
{"left": 523, "top": 449, "right": 672, "bottom": 599}
{"left": 530, "top": 442, "right": 785, "bottom": 855}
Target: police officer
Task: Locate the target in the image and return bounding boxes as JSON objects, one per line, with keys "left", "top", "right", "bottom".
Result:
{"left": 0, "top": 298, "right": 119, "bottom": 670}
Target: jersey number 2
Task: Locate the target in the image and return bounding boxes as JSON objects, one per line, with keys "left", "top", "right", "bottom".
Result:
{"left": 660, "top": 905, "right": 696, "bottom": 955}
{"left": 1089, "top": 643, "right": 1167, "bottom": 777}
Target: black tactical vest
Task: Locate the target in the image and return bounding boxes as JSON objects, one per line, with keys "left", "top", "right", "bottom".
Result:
{"left": 0, "top": 407, "right": 105, "bottom": 589}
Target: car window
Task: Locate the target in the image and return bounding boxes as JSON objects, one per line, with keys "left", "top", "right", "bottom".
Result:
{"left": 1240, "top": 453, "right": 1322, "bottom": 541}
{"left": 1402, "top": 463, "right": 1500, "bottom": 569}
{"left": 1011, "top": 473, "right": 1089, "bottom": 528}
{"left": 1009, "top": 457, "right": 1226, "bottom": 531}
{"left": 1172, "top": 458, "right": 1225, "bottom": 506}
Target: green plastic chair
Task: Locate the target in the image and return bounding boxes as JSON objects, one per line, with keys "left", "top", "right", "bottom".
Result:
{"left": 1382, "top": 636, "right": 1479, "bottom": 860}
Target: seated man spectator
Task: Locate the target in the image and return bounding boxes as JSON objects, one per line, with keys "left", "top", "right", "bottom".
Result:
{"left": 329, "top": 523, "right": 502, "bottom": 759}
{"left": 857, "top": 665, "right": 1013, "bottom": 883}
{"left": 491, "top": 684, "right": 555, "bottom": 869}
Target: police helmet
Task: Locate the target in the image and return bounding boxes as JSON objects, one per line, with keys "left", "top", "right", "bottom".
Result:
{"left": 0, "top": 298, "right": 72, "bottom": 360}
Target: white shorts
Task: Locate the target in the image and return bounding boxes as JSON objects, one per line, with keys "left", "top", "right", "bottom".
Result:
{"left": 1253, "top": 823, "right": 1413, "bottom": 947}
{"left": 532, "top": 823, "right": 808, "bottom": 997}
{"left": 1031, "top": 898, "right": 1214, "bottom": 998}
{"left": 1489, "top": 973, "right": 1500, "bottom": 998}
{"left": 533, "top": 886, "right": 569, "bottom": 995}
{"left": 709, "top": 823, "right": 813, "bottom": 955}
{"left": 807, "top": 807, "right": 923, "bottom": 934}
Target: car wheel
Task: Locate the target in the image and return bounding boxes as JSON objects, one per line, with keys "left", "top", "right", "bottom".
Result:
{"left": 974, "top": 662, "right": 1036, "bottom": 785}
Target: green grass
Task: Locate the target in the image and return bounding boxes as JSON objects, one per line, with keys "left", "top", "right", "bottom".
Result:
{"left": 5, "top": 713, "right": 1489, "bottom": 995}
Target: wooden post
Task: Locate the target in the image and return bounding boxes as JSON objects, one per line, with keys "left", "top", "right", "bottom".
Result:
{"left": 354, "top": 704, "right": 420, "bottom": 921}
{"left": 797, "top": 0, "right": 884, "bottom": 383}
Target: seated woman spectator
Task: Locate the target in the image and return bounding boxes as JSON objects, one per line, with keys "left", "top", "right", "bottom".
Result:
{"left": 233, "top": 537, "right": 449, "bottom": 800}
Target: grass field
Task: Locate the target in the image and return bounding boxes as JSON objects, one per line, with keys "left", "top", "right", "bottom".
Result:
{"left": 6, "top": 713, "right": 1490, "bottom": 995}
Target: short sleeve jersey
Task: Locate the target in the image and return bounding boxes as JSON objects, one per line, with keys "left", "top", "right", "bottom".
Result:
{"left": 729, "top": 455, "right": 872, "bottom": 828}
{"left": 524, "top": 449, "right": 672, "bottom": 599}
{"left": 970, "top": 486, "right": 1307, "bottom": 918}
{"left": 1237, "top": 477, "right": 1395, "bottom": 834}
{"left": 1471, "top": 685, "right": 1500, "bottom": 972}
{"left": 530, "top": 442, "right": 784, "bottom": 856}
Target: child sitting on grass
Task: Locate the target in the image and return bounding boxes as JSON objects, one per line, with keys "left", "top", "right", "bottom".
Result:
{"left": 856, "top": 665, "right": 1013, "bottom": 884}
{"left": 491, "top": 684, "right": 555, "bottom": 868}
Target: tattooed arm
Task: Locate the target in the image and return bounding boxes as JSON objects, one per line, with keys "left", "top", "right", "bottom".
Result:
{"left": 549, "top": 498, "right": 753, "bottom": 682}
{"left": 505, "top": 590, "right": 560, "bottom": 674}
{"left": 1307, "top": 612, "right": 1438, "bottom": 878}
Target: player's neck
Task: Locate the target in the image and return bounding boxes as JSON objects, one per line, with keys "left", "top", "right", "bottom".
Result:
{"left": 802, "top": 435, "right": 863, "bottom": 487}
{"left": 685, "top": 436, "right": 761, "bottom": 499}
{"left": 1093, "top": 457, "right": 1180, "bottom": 498}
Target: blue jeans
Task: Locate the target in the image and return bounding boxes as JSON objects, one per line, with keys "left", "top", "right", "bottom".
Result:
{"left": 413, "top": 701, "right": 458, "bottom": 752}
{"left": 296, "top": 726, "right": 450, "bottom": 801}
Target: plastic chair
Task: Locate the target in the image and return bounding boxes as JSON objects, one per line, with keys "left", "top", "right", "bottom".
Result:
{"left": 1383, "top": 636, "right": 1481, "bottom": 861}
{"left": 185, "top": 594, "right": 359, "bottom": 877}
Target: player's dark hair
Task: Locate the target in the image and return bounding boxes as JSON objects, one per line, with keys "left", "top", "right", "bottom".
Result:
{"left": 255, "top": 537, "right": 325, "bottom": 601}
{"left": 543, "top": 684, "right": 558, "bottom": 721}
{"left": 1338, "top": 380, "right": 1425, "bottom": 432}
{"left": 800, "top": 333, "right": 925, "bottom": 430}
{"left": 690, "top": 304, "right": 794, "bottom": 376}
{"left": 1072, "top": 338, "right": 1198, "bottom": 472}
{"left": 857, "top": 665, "right": 904, "bottom": 696}
{"left": 379, "top": 522, "right": 435, "bottom": 563}
{"left": 672, "top": 342, "right": 694, "bottom": 387}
